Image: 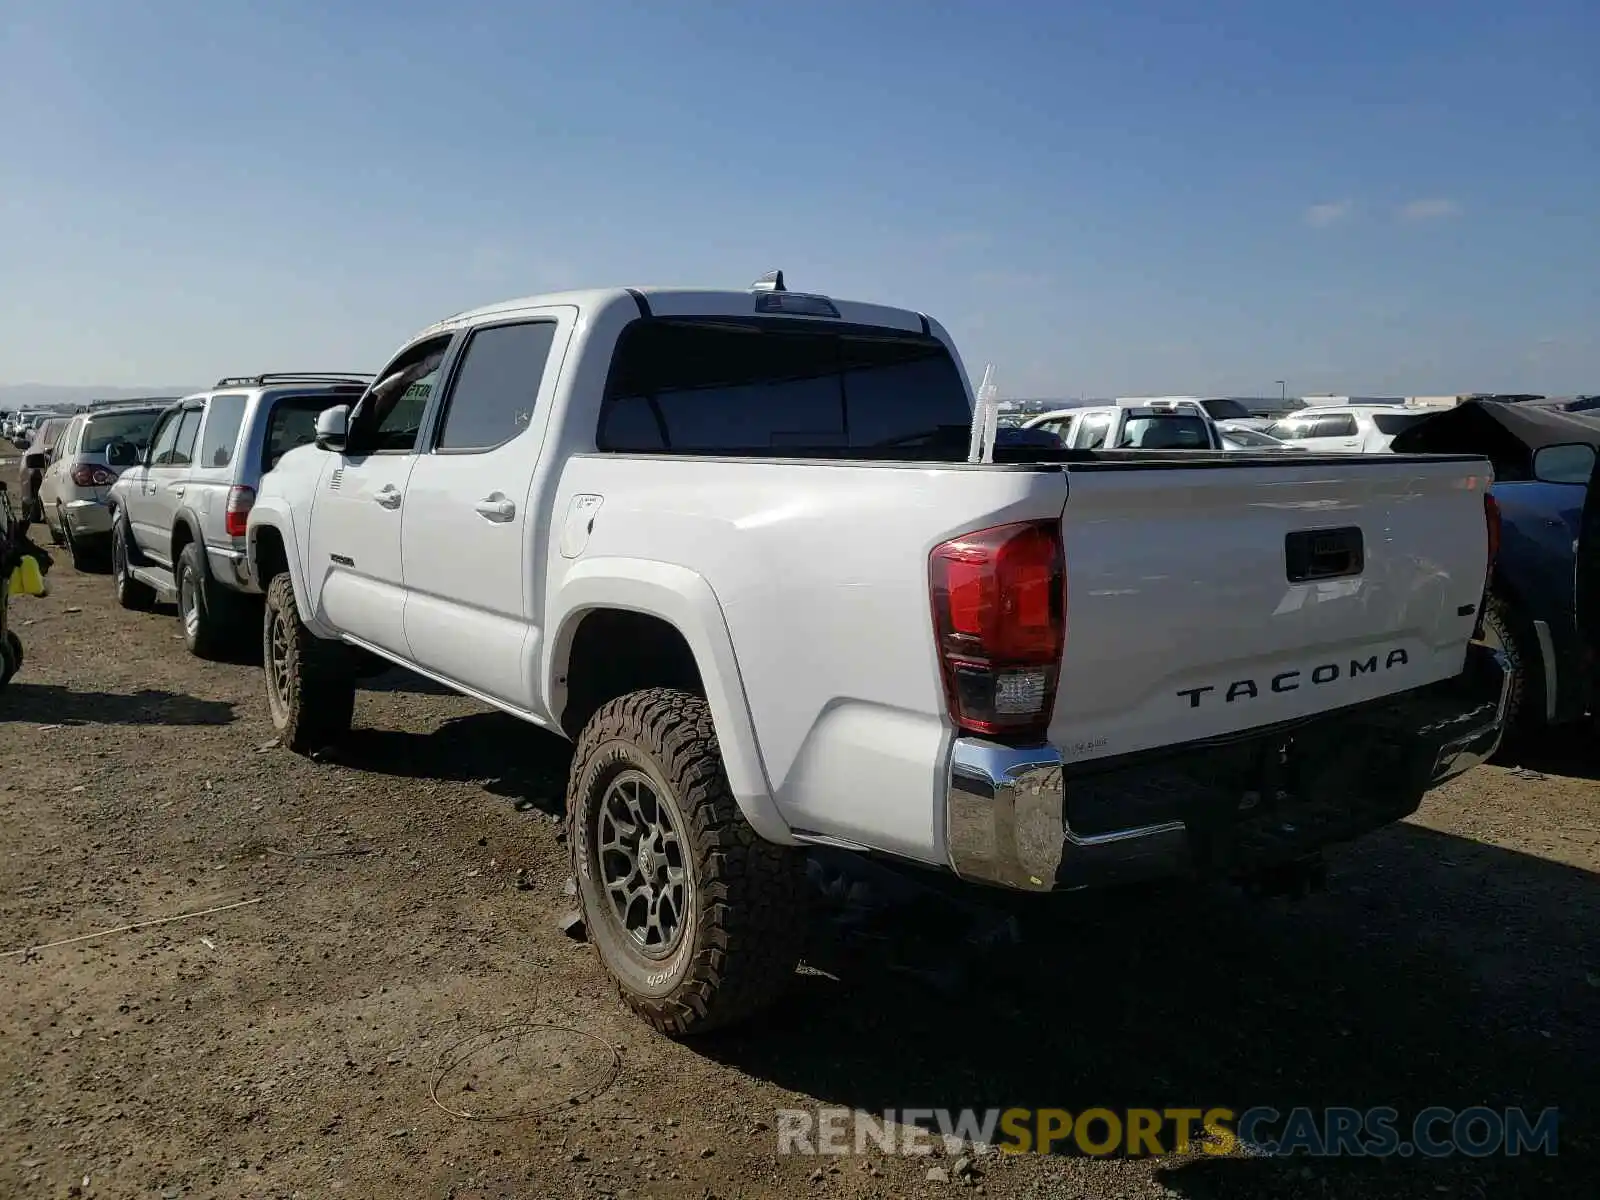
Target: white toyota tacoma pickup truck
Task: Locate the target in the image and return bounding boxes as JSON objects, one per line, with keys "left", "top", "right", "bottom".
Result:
{"left": 248, "top": 276, "right": 1510, "bottom": 1035}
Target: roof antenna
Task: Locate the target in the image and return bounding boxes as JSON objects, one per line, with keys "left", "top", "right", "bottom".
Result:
{"left": 750, "top": 269, "right": 786, "bottom": 292}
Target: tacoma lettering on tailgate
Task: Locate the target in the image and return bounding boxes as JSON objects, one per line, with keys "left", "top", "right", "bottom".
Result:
{"left": 1176, "top": 649, "right": 1410, "bottom": 709}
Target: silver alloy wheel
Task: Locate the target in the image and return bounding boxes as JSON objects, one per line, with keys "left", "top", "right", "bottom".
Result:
{"left": 180, "top": 568, "right": 200, "bottom": 639}
{"left": 596, "top": 769, "right": 689, "bottom": 959}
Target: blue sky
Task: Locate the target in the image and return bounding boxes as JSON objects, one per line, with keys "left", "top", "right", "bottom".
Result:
{"left": 1, "top": 0, "right": 1595, "bottom": 397}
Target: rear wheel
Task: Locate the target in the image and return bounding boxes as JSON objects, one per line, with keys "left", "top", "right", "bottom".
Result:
{"left": 1479, "top": 595, "right": 1537, "bottom": 735}
{"left": 263, "top": 573, "right": 355, "bottom": 753}
{"left": 177, "top": 542, "right": 241, "bottom": 660}
{"left": 58, "top": 505, "right": 97, "bottom": 572}
{"left": 567, "top": 688, "right": 808, "bottom": 1036}
{"left": 111, "top": 520, "right": 155, "bottom": 611}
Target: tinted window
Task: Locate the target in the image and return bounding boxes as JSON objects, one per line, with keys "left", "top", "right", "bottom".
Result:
{"left": 436, "top": 322, "right": 558, "bottom": 451}
{"left": 1201, "top": 398, "right": 1252, "bottom": 420}
{"left": 1075, "top": 414, "right": 1111, "bottom": 449}
{"left": 197, "top": 394, "right": 249, "bottom": 468}
{"left": 265, "top": 396, "right": 336, "bottom": 471}
{"left": 1372, "top": 412, "right": 1428, "bottom": 435}
{"left": 599, "top": 320, "right": 971, "bottom": 455}
{"left": 146, "top": 413, "right": 182, "bottom": 464}
{"left": 1315, "top": 414, "right": 1358, "bottom": 437}
{"left": 82, "top": 410, "right": 162, "bottom": 455}
{"left": 157, "top": 409, "right": 201, "bottom": 466}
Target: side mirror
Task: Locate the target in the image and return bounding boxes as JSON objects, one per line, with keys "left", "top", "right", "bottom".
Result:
{"left": 1532, "top": 442, "right": 1597, "bottom": 485}
{"left": 314, "top": 404, "right": 350, "bottom": 452}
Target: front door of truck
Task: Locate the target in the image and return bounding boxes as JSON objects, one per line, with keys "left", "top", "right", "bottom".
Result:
{"left": 308, "top": 336, "right": 451, "bottom": 659}
{"left": 400, "top": 310, "right": 572, "bottom": 708}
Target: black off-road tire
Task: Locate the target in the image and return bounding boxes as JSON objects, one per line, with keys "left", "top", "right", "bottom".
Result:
{"left": 567, "top": 688, "right": 808, "bottom": 1036}
{"left": 110, "top": 520, "right": 156, "bottom": 611}
{"left": 1480, "top": 595, "right": 1537, "bottom": 736}
{"left": 262, "top": 572, "right": 355, "bottom": 754}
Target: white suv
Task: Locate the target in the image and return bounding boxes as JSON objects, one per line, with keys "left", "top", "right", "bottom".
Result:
{"left": 1265, "top": 406, "right": 1433, "bottom": 453}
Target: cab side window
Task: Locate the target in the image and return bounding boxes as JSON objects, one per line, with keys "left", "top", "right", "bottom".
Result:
{"left": 1075, "top": 414, "right": 1111, "bottom": 449}
{"left": 163, "top": 409, "right": 202, "bottom": 466}
{"left": 351, "top": 335, "right": 453, "bottom": 454}
{"left": 146, "top": 412, "right": 182, "bottom": 465}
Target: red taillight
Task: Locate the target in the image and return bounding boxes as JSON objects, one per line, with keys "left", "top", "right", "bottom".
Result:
{"left": 70, "top": 464, "right": 117, "bottom": 488}
{"left": 930, "top": 520, "right": 1067, "bottom": 740}
{"left": 225, "top": 485, "right": 256, "bottom": 538}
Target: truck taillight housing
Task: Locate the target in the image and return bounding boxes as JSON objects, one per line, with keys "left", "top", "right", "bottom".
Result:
{"left": 70, "top": 463, "right": 117, "bottom": 488}
{"left": 224, "top": 485, "right": 256, "bottom": 538}
{"left": 930, "top": 520, "right": 1067, "bottom": 741}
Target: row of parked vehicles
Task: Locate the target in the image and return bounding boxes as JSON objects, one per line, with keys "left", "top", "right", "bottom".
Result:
{"left": 9, "top": 272, "right": 1592, "bottom": 1039}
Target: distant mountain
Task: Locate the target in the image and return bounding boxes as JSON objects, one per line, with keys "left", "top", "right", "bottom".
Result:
{"left": 0, "top": 383, "right": 198, "bottom": 410}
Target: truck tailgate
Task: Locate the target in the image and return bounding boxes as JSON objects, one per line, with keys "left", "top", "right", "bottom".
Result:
{"left": 1051, "top": 454, "right": 1493, "bottom": 764}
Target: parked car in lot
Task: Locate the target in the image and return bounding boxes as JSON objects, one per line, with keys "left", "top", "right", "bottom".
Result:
{"left": 16, "top": 416, "right": 72, "bottom": 523}
{"left": 37, "top": 403, "right": 167, "bottom": 569}
{"left": 1392, "top": 399, "right": 1600, "bottom": 735}
{"left": 1021, "top": 396, "right": 1224, "bottom": 449}
{"left": 247, "top": 275, "right": 1508, "bottom": 1036}
{"left": 106, "top": 373, "right": 372, "bottom": 657}
{"left": 1266, "top": 405, "right": 1432, "bottom": 453}
{"left": 1217, "top": 422, "right": 1302, "bottom": 451}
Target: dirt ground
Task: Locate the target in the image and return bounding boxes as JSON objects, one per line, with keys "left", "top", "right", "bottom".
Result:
{"left": 2, "top": 547, "right": 1597, "bottom": 1199}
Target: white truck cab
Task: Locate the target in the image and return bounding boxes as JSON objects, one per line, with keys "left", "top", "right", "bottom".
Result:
{"left": 1020, "top": 397, "right": 1224, "bottom": 450}
{"left": 247, "top": 275, "right": 1510, "bottom": 1037}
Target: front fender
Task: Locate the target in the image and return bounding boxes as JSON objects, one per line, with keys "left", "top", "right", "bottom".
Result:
{"left": 546, "top": 557, "right": 794, "bottom": 846}
{"left": 246, "top": 502, "right": 337, "bottom": 638}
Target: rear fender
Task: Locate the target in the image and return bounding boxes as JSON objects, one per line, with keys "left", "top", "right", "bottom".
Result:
{"left": 546, "top": 557, "right": 793, "bottom": 845}
{"left": 246, "top": 503, "right": 335, "bottom": 638}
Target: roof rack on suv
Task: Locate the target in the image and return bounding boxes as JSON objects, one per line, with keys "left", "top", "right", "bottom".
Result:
{"left": 213, "top": 372, "right": 374, "bottom": 388}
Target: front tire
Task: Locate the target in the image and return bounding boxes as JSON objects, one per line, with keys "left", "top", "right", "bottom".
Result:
{"left": 262, "top": 573, "right": 355, "bottom": 753}
{"left": 111, "top": 520, "right": 156, "bottom": 611}
{"left": 567, "top": 688, "right": 808, "bottom": 1036}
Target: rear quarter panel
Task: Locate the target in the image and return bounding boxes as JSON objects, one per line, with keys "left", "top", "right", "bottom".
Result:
{"left": 545, "top": 455, "right": 1069, "bottom": 862}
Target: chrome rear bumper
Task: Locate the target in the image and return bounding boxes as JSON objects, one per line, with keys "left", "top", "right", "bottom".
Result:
{"left": 944, "top": 645, "right": 1511, "bottom": 894}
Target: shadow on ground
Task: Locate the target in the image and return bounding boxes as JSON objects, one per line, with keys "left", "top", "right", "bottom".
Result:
{"left": 705, "top": 824, "right": 1598, "bottom": 1197}
{"left": 1494, "top": 725, "right": 1600, "bottom": 783}
{"left": 0, "top": 684, "right": 235, "bottom": 726}
{"left": 323, "top": 710, "right": 570, "bottom": 816}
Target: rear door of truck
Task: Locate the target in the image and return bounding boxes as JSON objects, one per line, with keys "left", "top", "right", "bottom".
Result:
{"left": 1048, "top": 453, "right": 1494, "bottom": 764}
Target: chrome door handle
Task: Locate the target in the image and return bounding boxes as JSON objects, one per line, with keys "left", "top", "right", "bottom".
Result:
{"left": 474, "top": 496, "right": 516, "bottom": 521}
{"left": 170, "top": 484, "right": 185, "bottom": 496}
{"left": 374, "top": 486, "right": 402, "bottom": 509}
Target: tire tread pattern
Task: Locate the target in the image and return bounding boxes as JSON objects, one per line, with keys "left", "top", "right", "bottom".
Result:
{"left": 264, "top": 573, "right": 355, "bottom": 754}
{"left": 567, "top": 687, "right": 807, "bottom": 1036}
